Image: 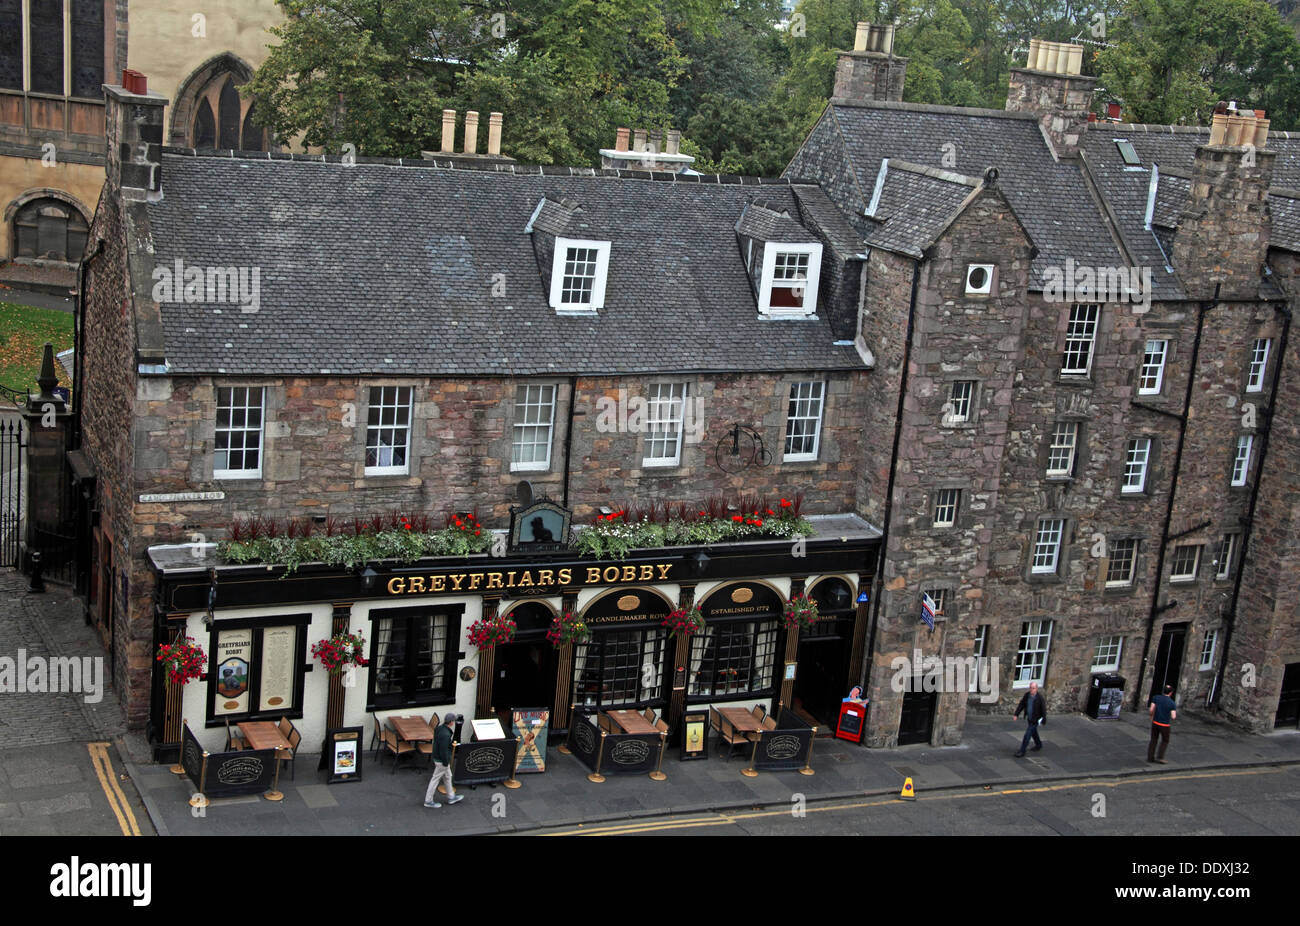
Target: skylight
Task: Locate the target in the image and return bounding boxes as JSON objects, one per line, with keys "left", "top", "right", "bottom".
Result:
{"left": 1115, "top": 139, "right": 1140, "bottom": 166}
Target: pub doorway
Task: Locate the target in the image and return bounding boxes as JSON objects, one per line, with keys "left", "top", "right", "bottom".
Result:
{"left": 792, "top": 578, "right": 856, "bottom": 728}
{"left": 494, "top": 602, "right": 559, "bottom": 726}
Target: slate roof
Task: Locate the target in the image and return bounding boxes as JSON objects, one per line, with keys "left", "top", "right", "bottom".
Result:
{"left": 142, "top": 154, "right": 865, "bottom": 376}
{"left": 801, "top": 100, "right": 1127, "bottom": 288}
{"left": 734, "top": 201, "right": 811, "bottom": 241}
{"left": 1080, "top": 125, "right": 1300, "bottom": 297}
{"left": 863, "top": 160, "right": 980, "bottom": 259}
{"left": 789, "top": 184, "right": 865, "bottom": 258}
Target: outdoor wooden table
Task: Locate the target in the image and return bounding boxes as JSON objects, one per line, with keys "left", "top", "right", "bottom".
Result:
{"left": 717, "top": 707, "right": 763, "bottom": 734}
{"left": 237, "top": 721, "right": 292, "bottom": 800}
{"left": 605, "top": 710, "right": 659, "bottom": 735}
{"left": 390, "top": 716, "right": 434, "bottom": 743}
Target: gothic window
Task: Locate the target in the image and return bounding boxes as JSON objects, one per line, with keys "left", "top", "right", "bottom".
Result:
{"left": 69, "top": 0, "right": 104, "bottom": 98}
{"left": 188, "top": 72, "right": 270, "bottom": 151}
{"left": 29, "top": 0, "right": 64, "bottom": 94}
{"left": 13, "top": 197, "right": 88, "bottom": 261}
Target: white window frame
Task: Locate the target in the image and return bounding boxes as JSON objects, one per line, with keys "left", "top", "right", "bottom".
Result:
{"left": 1122, "top": 437, "right": 1151, "bottom": 494}
{"left": 1169, "top": 544, "right": 1201, "bottom": 582}
{"left": 1014, "top": 620, "right": 1053, "bottom": 688}
{"left": 1046, "top": 421, "right": 1078, "bottom": 477}
{"left": 1200, "top": 628, "right": 1219, "bottom": 670}
{"left": 1246, "top": 338, "right": 1270, "bottom": 393}
{"left": 1231, "top": 434, "right": 1253, "bottom": 486}
{"left": 759, "top": 242, "right": 822, "bottom": 317}
{"left": 1092, "top": 635, "right": 1124, "bottom": 672}
{"left": 511, "top": 384, "right": 557, "bottom": 472}
{"left": 1105, "top": 538, "right": 1137, "bottom": 587}
{"left": 965, "top": 263, "right": 995, "bottom": 295}
{"left": 364, "top": 386, "right": 414, "bottom": 476}
{"left": 933, "top": 489, "right": 960, "bottom": 528}
{"left": 642, "top": 382, "right": 688, "bottom": 467}
{"left": 1214, "top": 533, "right": 1239, "bottom": 580}
{"left": 783, "top": 380, "right": 825, "bottom": 461}
{"left": 947, "top": 380, "right": 975, "bottom": 423}
{"left": 214, "top": 386, "right": 265, "bottom": 479}
{"left": 1138, "top": 339, "right": 1168, "bottom": 395}
{"left": 549, "top": 238, "right": 611, "bottom": 313}
{"left": 1061, "top": 303, "right": 1100, "bottom": 375}
{"left": 1031, "top": 518, "right": 1065, "bottom": 574}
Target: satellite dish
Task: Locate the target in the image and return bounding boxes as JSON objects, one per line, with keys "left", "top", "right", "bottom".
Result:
{"left": 516, "top": 480, "right": 534, "bottom": 508}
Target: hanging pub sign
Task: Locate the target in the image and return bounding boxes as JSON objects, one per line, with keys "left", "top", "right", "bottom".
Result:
{"left": 510, "top": 708, "right": 550, "bottom": 773}
{"left": 324, "top": 727, "right": 364, "bottom": 783}
{"left": 680, "top": 710, "right": 708, "bottom": 761}
{"left": 508, "top": 497, "right": 571, "bottom": 553}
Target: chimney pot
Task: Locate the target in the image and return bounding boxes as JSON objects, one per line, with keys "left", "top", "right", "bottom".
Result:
{"left": 1208, "top": 112, "right": 1228, "bottom": 146}
{"left": 667, "top": 128, "right": 681, "bottom": 156}
{"left": 488, "top": 111, "right": 503, "bottom": 157}
{"left": 1254, "top": 117, "right": 1270, "bottom": 149}
{"left": 122, "top": 68, "right": 147, "bottom": 94}
{"left": 441, "top": 109, "right": 456, "bottom": 154}
{"left": 1027, "top": 38, "right": 1042, "bottom": 70}
{"left": 615, "top": 127, "right": 630, "bottom": 152}
{"left": 854, "top": 22, "right": 871, "bottom": 52}
{"left": 633, "top": 128, "right": 648, "bottom": 152}
{"left": 463, "top": 110, "right": 479, "bottom": 154}
{"left": 1065, "top": 44, "right": 1083, "bottom": 76}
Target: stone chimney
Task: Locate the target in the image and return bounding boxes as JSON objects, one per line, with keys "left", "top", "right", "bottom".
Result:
{"left": 1005, "top": 40, "right": 1096, "bottom": 158}
{"left": 600, "top": 126, "right": 694, "bottom": 172}
{"left": 422, "top": 110, "right": 513, "bottom": 162}
{"left": 1171, "top": 106, "right": 1274, "bottom": 300}
{"left": 440, "top": 109, "right": 456, "bottom": 153}
{"left": 832, "top": 22, "right": 907, "bottom": 103}
{"left": 463, "top": 111, "right": 479, "bottom": 154}
{"left": 104, "top": 70, "right": 167, "bottom": 202}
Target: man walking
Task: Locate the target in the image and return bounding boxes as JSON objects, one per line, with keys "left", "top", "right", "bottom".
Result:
{"left": 1148, "top": 685, "right": 1177, "bottom": 764}
{"left": 1013, "top": 681, "right": 1047, "bottom": 757}
{"left": 424, "top": 712, "right": 465, "bottom": 808}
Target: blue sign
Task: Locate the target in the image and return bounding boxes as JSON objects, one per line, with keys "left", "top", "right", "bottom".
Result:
{"left": 856, "top": 591, "right": 869, "bottom": 603}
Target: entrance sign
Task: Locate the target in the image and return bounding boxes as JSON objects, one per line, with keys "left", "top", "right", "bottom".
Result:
{"left": 680, "top": 711, "right": 708, "bottom": 761}
{"left": 510, "top": 708, "right": 550, "bottom": 773}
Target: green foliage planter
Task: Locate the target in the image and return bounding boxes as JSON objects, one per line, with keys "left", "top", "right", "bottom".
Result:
{"left": 218, "top": 525, "right": 492, "bottom": 574}
{"left": 574, "top": 497, "right": 815, "bottom": 560}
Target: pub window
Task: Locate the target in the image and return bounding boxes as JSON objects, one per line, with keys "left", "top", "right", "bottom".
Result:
{"left": 784, "top": 380, "right": 825, "bottom": 461}
{"left": 13, "top": 198, "right": 89, "bottom": 262}
{"left": 214, "top": 386, "right": 264, "bottom": 479}
{"left": 643, "top": 382, "right": 687, "bottom": 467}
{"left": 511, "top": 384, "right": 556, "bottom": 471}
{"left": 687, "top": 618, "right": 778, "bottom": 699}
{"left": 367, "top": 606, "right": 461, "bottom": 710}
{"left": 365, "top": 385, "right": 413, "bottom": 475}
{"left": 207, "top": 618, "right": 309, "bottom": 725}
{"left": 572, "top": 627, "right": 667, "bottom": 711}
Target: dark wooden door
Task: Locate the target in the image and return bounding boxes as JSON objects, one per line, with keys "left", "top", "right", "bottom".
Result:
{"left": 898, "top": 689, "right": 936, "bottom": 745}
{"left": 1276, "top": 663, "right": 1300, "bottom": 729}
{"left": 1149, "top": 623, "right": 1187, "bottom": 701}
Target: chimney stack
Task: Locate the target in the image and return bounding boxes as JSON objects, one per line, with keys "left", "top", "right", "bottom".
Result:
{"left": 1171, "top": 106, "right": 1274, "bottom": 299}
{"left": 1005, "top": 39, "right": 1096, "bottom": 158}
{"left": 833, "top": 21, "right": 907, "bottom": 102}
{"left": 463, "top": 111, "right": 479, "bottom": 154}
{"left": 441, "top": 109, "right": 456, "bottom": 153}
{"left": 104, "top": 71, "right": 166, "bottom": 202}
{"left": 487, "top": 112, "right": 503, "bottom": 157}
{"left": 600, "top": 126, "right": 694, "bottom": 173}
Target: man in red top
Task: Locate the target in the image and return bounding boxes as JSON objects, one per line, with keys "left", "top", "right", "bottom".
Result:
{"left": 1148, "top": 685, "right": 1177, "bottom": 764}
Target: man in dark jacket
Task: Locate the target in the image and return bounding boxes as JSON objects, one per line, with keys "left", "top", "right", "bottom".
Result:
{"left": 1148, "top": 685, "right": 1177, "bottom": 764}
{"left": 424, "top": 712, "right": 464, "bottom": 808}
{"left": 1012, "top": 681, "right": 1047, "bottom": 757}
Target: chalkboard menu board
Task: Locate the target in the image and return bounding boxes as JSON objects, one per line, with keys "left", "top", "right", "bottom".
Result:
{"left": 680, "top": 711, "right": 708, "bottom": 761}
{"left": 325, "top": 727, "right": 364, "bottom": 783}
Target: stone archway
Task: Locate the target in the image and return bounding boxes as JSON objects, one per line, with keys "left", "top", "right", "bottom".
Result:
{"left": 5, "top": 189, "right": 92, "bottom": 261}
{"left": 169, "top": 53, "right": 273, "bottom": 151}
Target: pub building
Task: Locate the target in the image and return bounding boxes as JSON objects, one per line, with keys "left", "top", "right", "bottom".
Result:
{"left": 147, "top": 513, "right": 878, "bottom": 760}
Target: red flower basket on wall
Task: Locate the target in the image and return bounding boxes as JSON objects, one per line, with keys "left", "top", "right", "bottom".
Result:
{"left": 156, "top": 636, "right": 207, "bottom": 686}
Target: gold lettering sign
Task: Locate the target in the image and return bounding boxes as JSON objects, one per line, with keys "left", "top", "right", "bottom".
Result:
{"left": 383, "top": 562, "right": 674, "bottom": 596}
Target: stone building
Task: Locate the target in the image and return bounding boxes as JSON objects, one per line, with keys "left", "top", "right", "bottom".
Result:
{"left": 784, "top": 27, "right": 1300, "bottom": 744}
{"left": 75, "top": 79, "right": 880, "bottom": 757}
{"left": 0, "top": 0, "right": 281, "bottom": 291}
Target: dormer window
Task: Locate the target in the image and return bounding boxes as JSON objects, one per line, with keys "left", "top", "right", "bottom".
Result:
{"left": 759, "top": 243, "right": 821, "bottom": 316}
{"left": 549, "top": 238, "right": 610, "bottom": 313}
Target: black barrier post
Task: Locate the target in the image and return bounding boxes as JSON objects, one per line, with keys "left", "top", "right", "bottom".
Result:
{"left": 27, "top": 550, "right": 44, "bottom": 592}
{"left": 589, "top": 731, "right": 606, "bottom": 783}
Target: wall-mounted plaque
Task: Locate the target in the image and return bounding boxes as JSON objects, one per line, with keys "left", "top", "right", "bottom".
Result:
{"left": 508, "top": 499, "right": 571, "bottom": 553}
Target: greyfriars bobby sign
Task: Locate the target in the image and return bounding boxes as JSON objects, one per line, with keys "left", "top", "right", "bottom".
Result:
{"left": 509, "top": 497, "right": 571, "bottom": 553}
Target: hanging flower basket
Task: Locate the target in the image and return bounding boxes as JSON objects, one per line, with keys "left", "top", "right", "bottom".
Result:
{"left": 663, "top": 605, "right": 705, "bottom": 639}
{"left": 546, "top": 610, "right": 589, "bottom": 648}
{"left": 157, "top": 636, "right": 207, "bottom": 686}
{"left": 467, "top": 614, "right": 516, "bottom": 650}
{"left": 311, "top": 631, "right": 369, "bottom": 675}
{"left": 783, "top": 594, "right": 820, "bottom": 631}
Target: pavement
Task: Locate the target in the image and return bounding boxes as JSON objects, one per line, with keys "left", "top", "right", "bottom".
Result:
{"left": 3, "top": 568, "right": 1300, "bottom": 836}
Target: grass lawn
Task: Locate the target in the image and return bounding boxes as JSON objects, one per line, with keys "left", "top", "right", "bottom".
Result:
{"left": 0, "top": 301, "right": 74, "bottom": 393}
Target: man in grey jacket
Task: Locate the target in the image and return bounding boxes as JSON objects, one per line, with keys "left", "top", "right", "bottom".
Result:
{"left": 424, "top": 712, "right": 464, "bottom": 808}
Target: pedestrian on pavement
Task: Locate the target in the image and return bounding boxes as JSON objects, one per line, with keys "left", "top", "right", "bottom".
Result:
{"left": 424, "top": 712, "right": 464, "bottom": 808}
{"left": 1013, "top": 681, "right": 1047, "bottom": 757}
{"left": 1148, "top": 685, "right": 1177, "bottom": 764}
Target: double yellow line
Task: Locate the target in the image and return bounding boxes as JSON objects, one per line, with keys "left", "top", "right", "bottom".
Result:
{"left": 88, "top": 742, "right": 143, "bottom": 836}
{"left": 533, "top": 766, "right": 1286, "bottom": 836}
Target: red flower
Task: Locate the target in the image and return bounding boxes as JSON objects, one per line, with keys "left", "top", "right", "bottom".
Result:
{"left": 732, "top": 515, "right": 743, "bottom": 522}
{"left": 755, "top": 519, "right": 763, "bottom": 527}
{"left": 780, "top": 498, "right": 791, "bottom": 507}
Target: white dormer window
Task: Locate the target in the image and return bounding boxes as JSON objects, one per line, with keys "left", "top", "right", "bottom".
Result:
{"left": 759, "top": 243, "right": 821, "bottom": 316}
{"left": 550, "top": 238, "right": 611, "bottom": 313}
